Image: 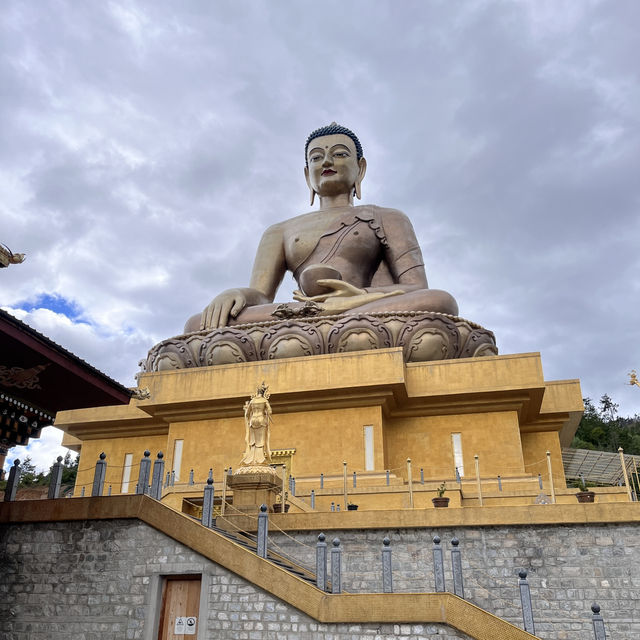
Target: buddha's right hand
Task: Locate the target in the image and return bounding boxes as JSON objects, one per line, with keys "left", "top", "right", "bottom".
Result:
{"left": 201, "top": 289, "right": 247, "bottom": 329}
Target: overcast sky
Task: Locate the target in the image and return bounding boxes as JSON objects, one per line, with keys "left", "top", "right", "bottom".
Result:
{"left": 2, "top": 1, "right": 639, "bottom": 472}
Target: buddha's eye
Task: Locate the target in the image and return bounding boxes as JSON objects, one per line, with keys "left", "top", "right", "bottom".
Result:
{"left": 309, "top": 154, "right": 322, "bottom": 162}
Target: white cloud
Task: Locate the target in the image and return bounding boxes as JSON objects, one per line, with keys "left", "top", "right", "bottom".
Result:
{"left": 5, "top": 427, "right": 76, "bottom": 475}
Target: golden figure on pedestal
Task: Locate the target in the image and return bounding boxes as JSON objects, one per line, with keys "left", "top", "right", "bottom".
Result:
{"left": 239, "top": 383, "right": 272, "bottom": 470}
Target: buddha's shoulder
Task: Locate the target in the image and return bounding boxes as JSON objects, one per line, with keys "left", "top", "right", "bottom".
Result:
{"left": 266, "top": 209, "right": 318, "bottom": 232}
{"left": 355, "top": 204, "right": 411, "bottom": 223}
{"left": 265, "top": 205, "right": 411, "bottom": 234}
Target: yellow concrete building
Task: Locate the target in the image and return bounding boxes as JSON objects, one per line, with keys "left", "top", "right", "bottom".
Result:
{"left": 56, "top": 348, "right": 628, "bottom": 513}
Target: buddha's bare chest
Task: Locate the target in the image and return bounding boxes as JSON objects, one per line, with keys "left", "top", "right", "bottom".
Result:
{"left": 282, "top": 208, "right": 381, "bottom": 270}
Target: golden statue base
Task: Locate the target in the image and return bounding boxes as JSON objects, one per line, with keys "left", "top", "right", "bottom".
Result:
{"left": 226, "top": 469, "right": 280, "bottom": 515}
{"left": 234, "top": 464, "right": 277, "bottom": 476}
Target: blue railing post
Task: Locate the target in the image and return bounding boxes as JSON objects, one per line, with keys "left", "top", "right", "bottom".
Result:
{"left": 451, "top": 537, "right": 464, "bottom": 598}
{"left": 382, "top": 537, "right": 393, "bottom": 593}
{"left": 331, "top": 538, "right": 342, "bottom": 593}
{"left": 591, "top": 603, "right": 607, "bottom": 640}
{"left": 91, "top": 453, "right": 107, "bottom": 497}
{"left": 48, "top": 456, "right": 64, "bottom": 499}
{"left": 4, "top": 460, "right": 21, "bottom": 501}
{"left": 257, "top": 504, "right": 268, "bottom": 558}
{"left": 316, "top": 533, "right": 327, "bottom": 591}
{"left": 150, "top": 452, "right": 165, "bottom": 500}
{"left": 433, "top": 535, "right": 445, "bottom": 592}
{"left": 202, "top": 478, "right": 215, "bottom": 528}
{"left": 136, "top": 450, "right": 151, "bottom": 495}
{"left": 518, "top": 569, "right": 535, "bottom": 634}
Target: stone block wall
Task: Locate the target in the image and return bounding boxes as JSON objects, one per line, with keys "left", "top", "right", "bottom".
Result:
{"left": 268, "top": 523, "right": 640, "bottom": 639}
{"left": 2, "top": 518, "right": 639, "bottom": 639}
{"left": 0, "top": 520, "right": 469, "bottom": 640}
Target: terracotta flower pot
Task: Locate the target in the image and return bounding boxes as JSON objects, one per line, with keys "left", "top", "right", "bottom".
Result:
{"left": 576, "top": 491, "right": 595, "bottom": 503}
{"left": 272, "top": 503, "right": 290, "bottom": 513}
{"left": 432, "top": 497, "right": 450, "bottom": 508}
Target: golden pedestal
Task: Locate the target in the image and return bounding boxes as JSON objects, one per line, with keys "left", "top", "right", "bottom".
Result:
{"left": 56, "top": 348, "right": 590, "bottom": 512}
{"left": 226, "top": 470, "right": 280, "bottom": 515}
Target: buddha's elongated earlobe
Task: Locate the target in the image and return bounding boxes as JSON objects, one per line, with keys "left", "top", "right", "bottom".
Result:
{"left": 355, "top": 156, "right": 367, "bottom": 200}
{"left": 304, "top": 165, "right": 315, "bottom": 206}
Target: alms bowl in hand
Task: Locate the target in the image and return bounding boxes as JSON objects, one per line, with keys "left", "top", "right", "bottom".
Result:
{"left": 299, "top": 264, "right": 342, "bottom": 297}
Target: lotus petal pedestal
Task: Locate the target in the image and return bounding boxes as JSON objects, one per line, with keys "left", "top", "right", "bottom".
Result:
{"left": 142, "top": 311, "right": 497, "bottom": 371}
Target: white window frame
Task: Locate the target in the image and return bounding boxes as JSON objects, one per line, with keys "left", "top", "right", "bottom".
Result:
{"left": 121, "top": 453, "right": 133, "bottom": 493}
{"left": 363, "top": 425, "right": 375, "bottom": 471}
{"left": 172, "top": 439, "right": 184, "bottom": 483}
{"left": 451, "top": 432, "right": 464, "bottom": 478}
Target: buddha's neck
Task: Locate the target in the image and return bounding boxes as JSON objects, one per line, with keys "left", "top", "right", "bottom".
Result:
{"left": 317, "top": 192, "right": 354, "bottom": 210}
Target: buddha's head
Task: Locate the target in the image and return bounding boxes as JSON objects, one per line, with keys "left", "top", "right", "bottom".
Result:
{"left": 304, "top": 123, "right": 367, "bottom": 205}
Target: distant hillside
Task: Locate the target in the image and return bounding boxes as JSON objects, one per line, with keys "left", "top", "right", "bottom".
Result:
{"left": 571, "top": 395, "right": 640, "bottom": 455}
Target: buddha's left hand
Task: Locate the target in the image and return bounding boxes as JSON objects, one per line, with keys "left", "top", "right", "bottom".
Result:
{"left": 293, "top": 279, "right": 403, "bottom": 313}
{"left": 293, "top": 279, "right": 366, "bottom": 301}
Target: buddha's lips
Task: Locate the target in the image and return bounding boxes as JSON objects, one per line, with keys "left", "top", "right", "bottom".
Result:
{"left": 322, "top": 169, "right": 337, "bottom": 175}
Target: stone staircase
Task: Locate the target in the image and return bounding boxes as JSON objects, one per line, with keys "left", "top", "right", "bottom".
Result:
{"left": 209, "top": 523, "right": 327, "bottom": 590}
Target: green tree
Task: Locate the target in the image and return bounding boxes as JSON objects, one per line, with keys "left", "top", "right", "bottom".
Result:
{"left": 571, "top": 395, "right": 640, "bottom": 455}
{"left": 45, "top": 451, "right": 79, "bottom": 485}
{"left": 18, "top": 456, "right": 47, "bottom": 487}
{"left": 60, "top": 451, "right": 79, "bottom": 485}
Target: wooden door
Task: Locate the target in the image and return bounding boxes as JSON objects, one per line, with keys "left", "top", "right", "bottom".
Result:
{"left": 157, "top": 576, "right": 201, "bottom": 639}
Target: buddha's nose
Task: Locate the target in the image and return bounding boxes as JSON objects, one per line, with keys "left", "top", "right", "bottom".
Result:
{"left": 322, "top": 155, "right": 333, "bottom": 167}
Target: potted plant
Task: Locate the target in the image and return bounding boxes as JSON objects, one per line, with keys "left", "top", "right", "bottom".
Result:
{"left": 575, "top": 477, "right": 595, "bottom": 503}
{"left": 347, "top": 502, "right": 359, "bottom": 511}
{"left": 273, "top": 493, "right": 290, "bottom": 513}
{"left": 432, "top": 482, "right": 450, "bottom": 508}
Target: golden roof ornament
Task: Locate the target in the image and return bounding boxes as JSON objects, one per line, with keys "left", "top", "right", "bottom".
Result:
{"left": 0, "top": 243, "right": 26, "bottom": 268}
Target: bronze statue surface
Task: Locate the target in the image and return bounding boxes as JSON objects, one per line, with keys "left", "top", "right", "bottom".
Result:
{"left": 144, "top": 124, "right": 496, "bottom": 371}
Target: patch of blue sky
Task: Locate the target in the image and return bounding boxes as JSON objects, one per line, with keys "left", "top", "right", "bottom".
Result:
{"left": 16, "top": 293, "right": 90, "bottom": 324}
{"left": 119, "top": 324, "right": 139, "bottom": 336}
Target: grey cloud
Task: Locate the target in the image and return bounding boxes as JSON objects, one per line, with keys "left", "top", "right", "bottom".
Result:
{"left": 0, "top": 0, "right": 638, "bottom": 417}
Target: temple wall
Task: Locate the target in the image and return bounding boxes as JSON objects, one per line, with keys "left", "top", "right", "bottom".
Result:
{"left": 59, "top": 351, "right": 589, "bottom": 506}
{"left": 74, "top": 435, "right": 167, "bottom": 497}
{"left": 0, "top": 519, "right": 470, "bottom": 640}
{"left": 383, "top": 411, "right": 524, "bottom": 480}
{"left": 521, "top": 432, "right": 567, "bottom": 484}
{"left": 2, "top": 518, "right": 639, "bottom": 639}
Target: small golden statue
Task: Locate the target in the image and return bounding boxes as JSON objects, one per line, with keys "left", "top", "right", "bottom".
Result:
{"left": 630, "top": 370, "right": 640, "bottom": 389}
{"left": 239, "top": 382, "right": 273, "bottom": 471}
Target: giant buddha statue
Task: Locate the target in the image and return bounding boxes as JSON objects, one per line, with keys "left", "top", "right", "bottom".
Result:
{"left": 143, "top": 124, "right": 497, "bottom": 371}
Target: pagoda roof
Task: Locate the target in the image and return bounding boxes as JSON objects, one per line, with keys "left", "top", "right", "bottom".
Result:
{"left": 1, "top": 308, "right": 132, "bottom": 448}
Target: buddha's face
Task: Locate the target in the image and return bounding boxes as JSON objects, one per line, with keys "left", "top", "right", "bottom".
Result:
{"left": 305, "top": 134, "right": 364, "bottom": 198}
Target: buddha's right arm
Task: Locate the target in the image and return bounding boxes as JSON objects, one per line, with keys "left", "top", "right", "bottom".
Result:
{"left": 248, "top": 222, "right": 287, "bottom": 297}
{"left": 201, "top": 224, "right": 287, "bottom": 329}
